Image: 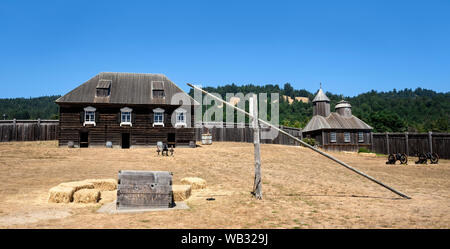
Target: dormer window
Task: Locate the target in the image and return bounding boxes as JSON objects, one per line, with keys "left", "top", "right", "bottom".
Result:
{"left": 120, "top": 107, "right": 132, "bottom": 127}
{"left": 96, "top": 87, "right": 110, "bottom": 97}
{"left": 153, "top": 108, "right": 164, "bottom": 127}
{"left": 96, "top": 79, "right": 111, "bottom": 97}
{"left": 152, "top": 90, "right": 165, "bottom": 98}
{"left": 83, "top": 106, "right": 96, "bottom": 126}
{"left": 152, "top": 81, "right": 164, "bottom": 99}
{"left": 175, "top": 108, "right": 187, "bottom": 128}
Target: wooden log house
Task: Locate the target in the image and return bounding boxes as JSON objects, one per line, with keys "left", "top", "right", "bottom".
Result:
{"left": 302, "top": 87, "right": 373, "bottom": 151}
{"left": 56, "top": 72, "right": 197, "bottom": 148}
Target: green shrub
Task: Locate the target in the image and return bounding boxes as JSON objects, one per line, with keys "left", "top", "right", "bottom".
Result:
{"left": 302, "top": 137, "right": 316, "bottom": 146}
{"left": 358, "top": 147, "right": 371, "bottom": 153}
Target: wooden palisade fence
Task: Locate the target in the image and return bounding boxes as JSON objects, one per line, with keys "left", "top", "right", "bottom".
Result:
{"left": 1, "top": 119, "right": 449, "bottom": 160}
{"left": 371, "top": 132, "right": 450, "bottom": 159}
{"left": 194, "top": 122, "right": 303, "bottom": 146}
{"left": 0, "top": 119, "right": 58, "bottom": 142}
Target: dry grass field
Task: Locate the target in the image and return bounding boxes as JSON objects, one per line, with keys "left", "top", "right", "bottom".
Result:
{"left": 0, "top": 141, "right": 449, "bottom": 228}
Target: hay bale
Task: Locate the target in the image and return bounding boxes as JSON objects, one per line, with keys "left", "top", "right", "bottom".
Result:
{"left": 99, "top": 190, "right": 117, "bottom": 204}
{"left": 73, "top": 189, "right": 100, "bottom": 203}
{"left": 180, "top": 177, "right": 207, "bottom": 190}
{"left": 48, "top": 186, "right": 75, "bottom": 203}
{"left": 172, "top": 185, "right": 191, "bottom": 201}
{"left": 59, "top": 181, "right": 94, "bottom": 192}
{"left": 85, "top": 179, "right": 117, "bottom": 191}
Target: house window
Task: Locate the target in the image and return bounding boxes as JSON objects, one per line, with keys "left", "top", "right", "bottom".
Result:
{"left": 85, "top": 111, "right": 95, "bottom": 122}
{"left": 152, "top": 90, "right": 165, "bottom": 98}
{"left": 154, "top": 113, "right": 163, "bottom": 124}
{"left": 174, "top": 108, "right": 187, "bottom": 128}
{"left": 330, "top": 132, "right": 336, "bottom": 143}
{"left": 120, "top": 107, "right": 132, "bottom": 126}
{"left": 83, "top": 106, "right": 96, "bottom": 126}
{"left": 344, "top": 132, "right": 351, "bottom": 143}
{"left": 153, "top": 108, "right": 164, "bottom": 127}
{"left": 177, "top": 112, "right": 184, "bottom": 123}
{"left": 358, "top": 132, "right": 364, "bottom": 143}
{"left": 122, "top": 112, "right": 131, "bottom": 122}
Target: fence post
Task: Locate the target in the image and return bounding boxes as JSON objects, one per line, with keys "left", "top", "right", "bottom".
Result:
{"left": 405, "top": 132, "right": 409, "bottom": 156}
{"left": 37, "top": 118, "right": 41, "bottom": 141}
{"left": 250, "top": 94, "right": 262, "bottom": 199}
{"left": 385, "top": 132, "right": 389, "bottom": 155}
{"left": 428, "top": 131, "right": 433, "bottom": 153}
{"left": 13, "top": 118, "right": 17, "bottom": 141}
{"left": 370, "top": 132, "right": 374, "bottom": 152}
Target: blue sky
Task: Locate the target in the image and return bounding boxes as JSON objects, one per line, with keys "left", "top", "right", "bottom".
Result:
{"left": 1, "top": 0, "right": 449, "bottom": 98}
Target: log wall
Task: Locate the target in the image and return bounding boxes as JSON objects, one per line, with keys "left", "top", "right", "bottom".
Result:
{"left": 58, "top": 104, "right": 196, "bottom": 147}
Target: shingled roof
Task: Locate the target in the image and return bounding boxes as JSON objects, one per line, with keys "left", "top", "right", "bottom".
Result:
{"left": 312, "top": 88, "right": 330, "bottom": 102}
{"left": 303, "top": 112, "right": 373, "bottom": 132}
{"left": 55, "top": 72, "right": 197, "bottom": 105}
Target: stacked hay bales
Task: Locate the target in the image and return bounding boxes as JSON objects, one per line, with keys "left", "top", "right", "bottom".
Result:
{"left": 59, "top": 181, "right": 94, "bottom": 192}
{"left": 172, "top": 185, "right": 192, "bottom": 201}
{"left": 85, "top": 179, "right": 117, "bottom": 191}
{"left": 48, "top": 179, "right": 118, "bottom": 204}
{"left": 48, "top": 186, "right": 75, "bottom": 203}
{"left": 48, "top": 177, "right": 206, "bottom": 204}
{"left": 180, "top": 177, "right": 207, "bottom": 190}
{"left": 173, "top": 177, "right": 207, "bottom": 202}
{"left": 73, "top": 189, "right": 101, "bottom": 203}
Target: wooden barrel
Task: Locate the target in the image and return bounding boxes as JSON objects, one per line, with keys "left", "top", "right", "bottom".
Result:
{"left": 202, "top": 134, "right": 212, "bottom": 145}
{"left": 116, "top": 170, "right": 174, "bottom": 210}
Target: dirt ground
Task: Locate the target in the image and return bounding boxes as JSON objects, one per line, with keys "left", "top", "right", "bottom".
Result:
{"left": 0, "top": 141, "right": 449, "bottom": 228}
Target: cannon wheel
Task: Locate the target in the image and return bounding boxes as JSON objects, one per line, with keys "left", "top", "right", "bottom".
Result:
{"left": 430, "top": 153, "right": 439, "bottom": 164}
{"left": 400, "top": 154, "right": 408, "bottom": 164}
{"left": 417, "top": 153, "right": 427, "bottom": 164}
{"left": 386, "top": 154, "right": 396, "bottom": 164}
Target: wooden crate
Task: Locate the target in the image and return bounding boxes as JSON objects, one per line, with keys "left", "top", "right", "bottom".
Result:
{"left": 116, "top": 170, "right": 174, "bottom": 210}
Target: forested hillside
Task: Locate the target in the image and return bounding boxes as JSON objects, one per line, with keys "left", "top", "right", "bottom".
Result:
{"left": 1, "top": 85, "right": 449, "bottom": 133}
{"left": 0, "top": 96, "right": 60, "bottom": 120}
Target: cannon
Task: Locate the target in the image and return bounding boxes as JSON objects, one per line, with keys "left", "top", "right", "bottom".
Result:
{"left": 386, "top": 153, "right": 408, "bottom": 165}
{"left": 415, "top": 152, "right": 439, "bottom": 164}
{"left": 156, "top": 141, "right": 174, "bottom": 156}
